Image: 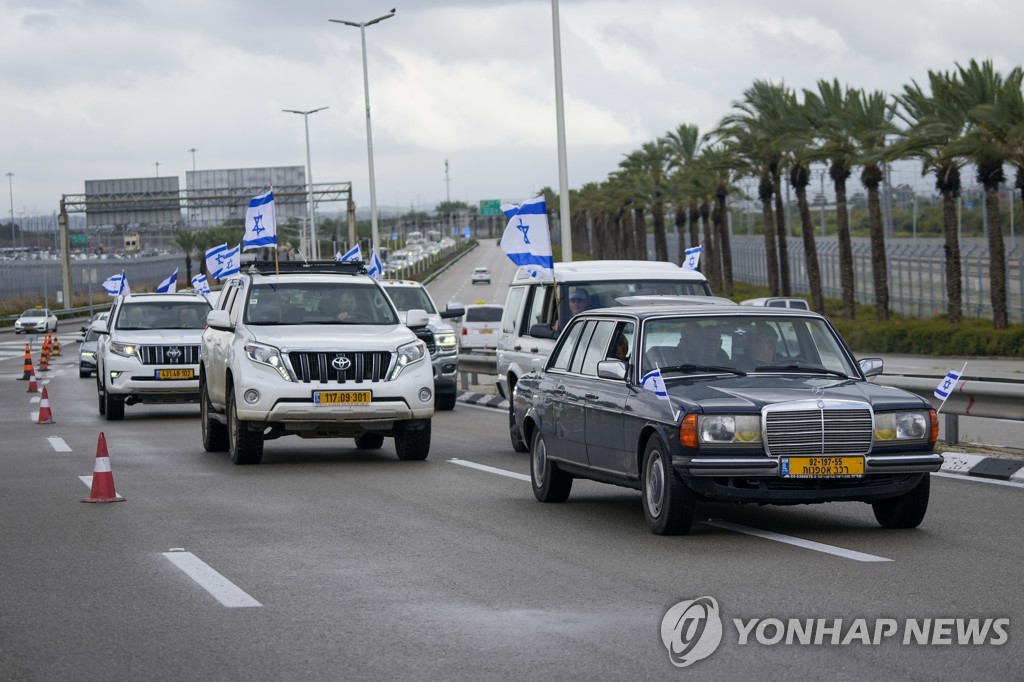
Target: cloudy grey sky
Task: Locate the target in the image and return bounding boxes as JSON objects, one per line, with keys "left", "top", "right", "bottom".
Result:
{"left": 3, "top": 0, "right": 1022, "bottom": 219}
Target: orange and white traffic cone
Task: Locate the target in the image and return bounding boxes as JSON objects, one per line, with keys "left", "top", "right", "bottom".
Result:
{"left": 27, "top": 371, "right": 39, "bottom": 393}
{"left": 38, "top": 348, "right": 49, "bottom": 372}
{"left": 36, "top": 386, "right": 55, "bottom": 424}
{"left": 19, "top": 344, "right": 32, "bottom": 380}
{"left": 82, "top": 433, "right": 125, "bottom": 503}
{"left": 52, "top": 335, "right": 62, "bottom": 357}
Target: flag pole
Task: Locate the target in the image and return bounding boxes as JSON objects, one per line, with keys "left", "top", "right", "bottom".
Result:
{"left": 936, "top": 361, "right": 968, "bottom": 414}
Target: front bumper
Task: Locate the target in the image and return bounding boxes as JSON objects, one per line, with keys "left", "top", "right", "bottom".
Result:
{"left": 104, "top": 355, "right": 201, "bottom": 401}
{"left": 432, "top": 352, "right": 459, "bottom": 393}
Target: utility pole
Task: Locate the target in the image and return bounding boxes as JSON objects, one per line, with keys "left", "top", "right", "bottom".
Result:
{"left": 187, "top": 148, "right": 198, "bottom": 172}
{"left": 154, "top": 162, "right": 160, "bottom": 177}
{"left": 444, "top": 159, "right": 450, "bottom": 203}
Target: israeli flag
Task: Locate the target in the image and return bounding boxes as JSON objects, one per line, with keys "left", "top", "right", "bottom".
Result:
{"left": 101, "top": 270, "right": 129, "bottom": 297}
{"left": 368, "top": 248, "right": 384, "bottom": 280}
{"left": 337, "top": 243, "right": 362, "bottom": 262}
{"left": 156, "top": 268, "right": 178, "bottom": 294}
{"left": 206, "top": 243, "right": 240, "bottom": 279}
{"left": 682, "top": 245, "right": 702, "bottom": 271}
{"left": 641, "top": 367, "right": 669, "bottom": 400}
{"left": 242, "top": 189, "right": 277, "bottom": 250}
{"left": 499, "top": 195, "right": 554, "bottom": 279}
{"left": 190, "top": 273, "right": 212, "bottom": 296}
{"left": 934, "top": 365, "right": 965, "bottom": 406}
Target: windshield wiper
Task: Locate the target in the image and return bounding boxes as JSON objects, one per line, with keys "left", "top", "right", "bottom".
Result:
{"left": 659, "top": 364, "right": 748, "bottom": 377}
{"left": 753, "top": 363, "right": 850, "bottom": 379}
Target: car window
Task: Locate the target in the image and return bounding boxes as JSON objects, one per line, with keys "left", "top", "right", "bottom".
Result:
{"left": 569, "top": 321, "right": 597, "bottom": 374}
{"left": 383, "top": 285, "right": 436, "bottom": 314}
{"left": 578, "top": 321, "right": 616, "bottom": 376}
{"left": 523, "top": 285, "right": 551, "bottom": 335}
{"left": 549, "top": 320, "right": 585, "bottom": 371}
{"left": 244, "top": 282, "right": 399, "bottom": 326}
{"left": 502, "top": 288, "right": 526, "bottom": 334}
{"left": 465, "top": 307, "right": 503, "bottom": 323}
{"left": 115, "top": 301, "right": 212, "bottom": 330}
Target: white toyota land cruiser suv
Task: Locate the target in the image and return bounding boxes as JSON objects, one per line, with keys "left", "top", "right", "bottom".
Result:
{"left": 199, "top": 260, "right": 435, "bottom": 465}
{"left": 95, "top": 291, "right": 214, "bottom": 420}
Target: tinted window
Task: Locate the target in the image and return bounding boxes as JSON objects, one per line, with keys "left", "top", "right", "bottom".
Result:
{"left": 570, "top": 321, "right": 598, "bottom": 374}
{"left": 524, "top": 285, "right": 551, "bottom": 335}
{"left": 244, "top": 282, "right": 398, "bottom": 326}
{"left": 383, "top": 285, "right": 436, "bottom": 313}
{"left": 465, "top": 307, "right": 503, "bottom": 323}
{"left": 502, "top": 287, "right": 526, "bottom": 334}
{"left": 580, "top": 321, "right": 616, "bottom": 375}
{"left": 549, "top": 321, "right": 585, "bottom": 371}
{"left": 115, "top": 300, "right": 212, "bottom": 330}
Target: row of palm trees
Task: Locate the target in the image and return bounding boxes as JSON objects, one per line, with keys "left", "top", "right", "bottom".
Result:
{"left": 553, "top": 59, "right": 1023, "bottom": 329}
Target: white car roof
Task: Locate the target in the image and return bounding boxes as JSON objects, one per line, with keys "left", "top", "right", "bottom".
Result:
{"left": 511, "top": 259, "right": 707, "bottom": 284}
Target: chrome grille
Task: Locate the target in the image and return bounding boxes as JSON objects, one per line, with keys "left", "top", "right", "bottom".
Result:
{"left": 414, "top": 328, "right": 437, "bottom": 355}
{"left": 764, "top": 401, "right": 873, "bottom": 457}
{"left": 138, "top": 345, "right": 201, "bottom": 365}
{"left": 287, "top": 351, "right": 393, "bottom": 383}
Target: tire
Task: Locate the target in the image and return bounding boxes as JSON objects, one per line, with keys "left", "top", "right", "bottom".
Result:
{"left": 436, "top": 392, "right": 457, "bottom": 411}
{"left": 228, "top": 388, "right": 263, "bottom": 465}
{"left": 354, "top": 433, "right": 385, "bottom": 449}
{"left": 104, "top": 389, "right": 125, "bottom": 421}
{"left": 394, "top": 420, "right": 430, "bottom": 461}
{"left": 79, "top": 367, "right": 90, "bottom": 379}
{"left": 872, "top": 475, "right": 930, "bottom": 529}
{"left": 508, "top": 394, "right": 529, "bottom": 453}
{"left": 201, "top": 381, "right": 229, "bottom": 453}
{"left": 97, "top": 376, "right": 106, "bottom": 416}
{"left": 530, "top": 428, "right": 572, "bottom": 503}
{"left": 642, "top": 437, "right": 696, "bottom": 535}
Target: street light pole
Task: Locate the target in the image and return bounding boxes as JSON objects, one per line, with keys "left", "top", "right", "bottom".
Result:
{"left": 5, "top": 172, "right": 15, "bottom": 249}
{"left": 154, "top": 161, "right": 160, "bottom": 177}
{"left": 329, "top": 9, "right": 395, "bottom": 261}
{"left": 283, "top": 107, "right": 328, "bottom": 259}
{"left": 551, "top": 0, "right": 572, "bottom": 261}
{"left": 187, "top": 148, "right": 198, "bottom": 172}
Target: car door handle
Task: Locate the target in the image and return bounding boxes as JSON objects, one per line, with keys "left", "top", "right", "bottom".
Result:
{"left": 530, "top": 347, "right": 539, "bottom": 353}
{"left": 513, "top": 345, "right": 522, "bottom": 351}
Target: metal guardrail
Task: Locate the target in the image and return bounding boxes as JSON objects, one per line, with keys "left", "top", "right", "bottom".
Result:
{"left": 457, "top": 352, "right": 498, "bottom": 391}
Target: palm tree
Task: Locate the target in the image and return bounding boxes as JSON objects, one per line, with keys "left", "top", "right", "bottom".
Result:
{"left": 663, "top": 124, "right": 703, "bottom": 263}
{"left": 696, "top": 144, "right": 741, "bottom": 295}
{"left": 894, "top": 70, "right": 969, "bottom": 323}
{"left": 849, "top": 88, "right": 899, "bottom": 321}
{"left": 173, "top": 229, "right": 199, "bottom": 282}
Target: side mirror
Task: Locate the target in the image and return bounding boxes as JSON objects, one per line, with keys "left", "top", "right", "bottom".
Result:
{"left": 92, "top": 321, "right": 110, "bottom": 335}
{"left": 858, "top": 357, "right": 884, "bottom": 378}
{"left": 206, "top": 309, "right": 232, "bottom": 331}
{"left": 406, "top": 309, "right": 430, "bottom": 328}
{"left": 596, "top": 359, "right": 627, "bottom": 381}
{"left": 528, "top": 323, "right": 557, "bottom": 339}
{"left": 441, "top": 304, "right": 465, "bottom": 320}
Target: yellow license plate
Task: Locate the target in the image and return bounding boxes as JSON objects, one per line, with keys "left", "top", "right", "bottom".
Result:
{"left": 480, "top": 329, "right": 493, "bottom": 334}
{"left": 314, "top": 391, "right": 372, "bottom": 405}
{"left": 782, "top": 456, "right": 864, "bottom": 478}
{"left": 156, "top": 369, "right": 194, "bottom": 380}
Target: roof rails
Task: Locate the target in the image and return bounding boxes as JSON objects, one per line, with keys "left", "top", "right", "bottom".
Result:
{"left": 244, "top": 260, "right": 368, "bottom": 276}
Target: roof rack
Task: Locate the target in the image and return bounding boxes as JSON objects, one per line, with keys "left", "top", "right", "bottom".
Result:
{"left": 245, "top": 260, "right": 368, "bottom": 275}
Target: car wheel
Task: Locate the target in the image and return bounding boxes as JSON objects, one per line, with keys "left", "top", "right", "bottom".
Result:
{"left": 354, "top": 433, "right": 385, "bottom": 449}
{"left": 394, "top": 420, "right": 430, "bottom": 461}
{"left": 228, "top": 388, "right": 263, "bottom": 465}
{"left": 104, "top": 389, "right": 125, "bottom": 421}
{"left": 436, "top": 392, "right": 456, "bottom": 411}
{"left": 642, "top": 437, "right": 696, "bottom": 535}
{"left": 508, "top": 395, "right": 529, "bottom": 453}
{"left": 201, "top": 381, "right": 229, "bottom": 453}
{"left": 97, "top": 376, "right": 106, "bottom": 416}
{"left": 872, "top": 475, "right": 930, "bottom": 529}
{"left": 530, "top": 428, "right": 572, "bottom": 503}
{"left": 79, "top": 367, "right": 90, "bottom": 379}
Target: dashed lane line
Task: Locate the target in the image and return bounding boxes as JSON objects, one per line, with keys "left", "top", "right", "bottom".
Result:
{"left": 448, "top": 458, "right": 531, "bottom": 482}
{"left": 704, "top": 519, "right": 893, "bottom": 563}
{"left": 162, "top": 551, "right": 262, "bottom": 608}
{"left": 47, "top": 436, "right": 71, "bottom": 452}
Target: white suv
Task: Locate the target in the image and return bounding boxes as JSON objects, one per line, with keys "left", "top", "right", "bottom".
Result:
{"left": 199, "top": 261, "right": 435, "bottom": 465}
{"left": 95, "top": 291, "right": 213, "bottom": 420}
{"left": 496, "top": 260, "right": 712, "bottom": 451}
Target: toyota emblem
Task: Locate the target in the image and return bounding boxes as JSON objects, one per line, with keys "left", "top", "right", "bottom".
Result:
{"left": 166, "top": 347, "right": 182, "bottom": 359}
{"left": 331, "top": 356, "right": 352, "bottom": 371}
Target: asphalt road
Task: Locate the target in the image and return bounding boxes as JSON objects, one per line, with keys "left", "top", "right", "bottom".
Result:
{"left": 1, "top": 260, "right": 1022, "bottom": 679}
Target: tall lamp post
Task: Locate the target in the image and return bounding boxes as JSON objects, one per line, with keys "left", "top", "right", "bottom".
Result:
{"left": 283, "top": 107, "right": 328, "bottom": 259}
{"left": 5, "top": 172, "right": 15, "bottom": 249}
{"left": 329, "top": 8, "right": 395, "bottom": 260}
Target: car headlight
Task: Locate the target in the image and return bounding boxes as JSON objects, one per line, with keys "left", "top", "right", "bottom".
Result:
{"left": 698, "top": 415, "right": 762, "bottom": 444}
{"left": 81, "top": 351, "right": 96, "bottom": 358}
{"left": 244, "top": 342, "right": 292, "bottom": 381}
{"left": 437, "top": 332, "right": 457, "bottom": 351}
{"left": 389, "top": 340, "right": 427, "bottom": 380}
{"left": 874, "top": 411, "right": 930, "bottom": 441}
{"left": 109, "top": 341, "right": 137, "bottom": 358}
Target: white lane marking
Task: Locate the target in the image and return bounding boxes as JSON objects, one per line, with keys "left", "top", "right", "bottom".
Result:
{"left": 933, "top": 471, "right": 1024, "bottom": 489}
{"left": 78, "top": 476, "right": 124, "bottom": 499}
{"left": 30, "top": 411, "right": 38, "bottom": 421}
{"left": 448, "top": 458, "right": 531, "bottom": 482}
{"left": 704, "top": 519, "right": 893, "bottom": 563}
{"left": 30, "top": 396, "right": 40, "bottom": 404}
{"left": 162, "top": 551, "right": 262, "bottom": 608}
{"left": 48, "top": 436, "right": 72, "bottom": 452}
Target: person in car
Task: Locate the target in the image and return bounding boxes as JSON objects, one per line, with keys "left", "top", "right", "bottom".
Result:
{"left": 337, "top": 291, "right": 362, "bottom": 321}
{"left": 177, "top": 308, "right": 200, "bottom": 328}
{"left": 743, "top": 325, "right": 780, "bottom": 368}
{"left": 679, "top": 323, "right": 728, "bottom": 365}
{"left": 567, "top": 287, "right": 590, "bottom": 318}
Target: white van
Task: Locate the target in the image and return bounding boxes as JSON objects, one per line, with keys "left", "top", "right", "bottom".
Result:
{"left": 496, "top": 260, "right": 712, "bottom": 451}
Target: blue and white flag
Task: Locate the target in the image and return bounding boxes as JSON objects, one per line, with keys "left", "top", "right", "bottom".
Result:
{"left": 934, "top": 363, "right": 967, "bottom": 409}
{"left": 242, "top": 189, "right": 277, "bottom": 250}
{"left": 190, "top": 273, "right": 212, "bottom": 297}
{"left": 682, "top": 245, "right": 702, "bottom": 271}
{"left": 499, "top": 195, "right": 554, "bottom": 279}
{"left": 367, "top": 248, "right": 384, "bottom": 280}
{"left": 156, "top": 268, "right": 178, "bottom": 294}
{"left": 641, "top": 367, "right": 669, "bottom": 400}
{"left": 206, "top": 243, "right": 240, "bottom": 280}
{"left": 337, "top": 243, "right": 362, "bottom": 262}
{"left": 101, "top": 270, "right": 129, "bottom": 297}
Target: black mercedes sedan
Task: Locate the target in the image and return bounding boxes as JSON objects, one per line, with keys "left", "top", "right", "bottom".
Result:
{"left": 512, "top": 304, "right": 943, "bottom": 535}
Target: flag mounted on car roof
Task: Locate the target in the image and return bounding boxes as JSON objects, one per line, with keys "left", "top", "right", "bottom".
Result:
{"left": 499, "top": 195, "right": 554, "bottom": 279}
{"left": 206, "top": 243, "right": 240, "bottom": 280}
{"left": 242, "top": 189, "right": 277, "bottom": 250}
{"left": 156, "top": 268, "right": 178, "bottom": 294}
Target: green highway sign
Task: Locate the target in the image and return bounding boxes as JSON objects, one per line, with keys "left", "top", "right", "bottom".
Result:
{"left": 479, "top": 199, "right": 502, "bottom": 217}
{"left": 70, "top": 233, "right": 90, "bottom": 246}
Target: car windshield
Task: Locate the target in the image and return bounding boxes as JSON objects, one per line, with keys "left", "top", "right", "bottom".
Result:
{"left": 22, "top": 310, "right": 46, "bottom": 318}
{"left": 382, "top": 285, "right": 437, "bottom": 314}
{"left": 640, "top": 315, "right": 857, "bottom": 378}
{"left": 466, "top": 307, "right": 503, "bottom": 322}
{"left": 245, "top": 282, "right": 399, "bottom": 325}
{"left": 115, "top": 301, "right": 212, "bottom": 330}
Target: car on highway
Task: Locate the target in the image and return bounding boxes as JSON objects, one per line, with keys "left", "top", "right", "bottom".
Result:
{"left": 471, "top": 267, "right": 491, "bottom": 284}
{"left": 459, "top": 303, "right": 503, "bottom": 350}
{"left": 14, "top": 307, "right": 58, "bottom": 334}
{"left": 512, "top": 304, "right": 943, "bottom": 535}
{"left": 78, "top": 325, "right": 101, "bottom": 378}
{"left": 740, "top": 296, "right": 810, "bottom": 310}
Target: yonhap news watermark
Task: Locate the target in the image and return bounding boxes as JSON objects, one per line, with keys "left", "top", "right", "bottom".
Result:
{"left": 660, "top": 597, "right": 1010, "bottom": 668}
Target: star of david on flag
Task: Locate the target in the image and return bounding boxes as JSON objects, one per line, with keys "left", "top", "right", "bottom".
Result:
{"left": 337, "top": 244, "right": 362, "bottom": 262}
{"left": 101, "top": 270, "right": 129, "bottom": 297}
{"left": 641, "top": 366, "right": 679, "bottom": 420}
{"left": 682, "top": 245, "right": 702, "bottom": 271}
{"left": 205, "top": 243, "right": 240, "bottom": 280}
{"left": 190, "top": 273, "right": 212, "bottom": 297}
{"left": 243, "top": 189, "right": 277, "bottom": 251}
{"left": 156, "top": 268, "right": 178, "bottom": 294}
{"left": 367, "top": 248, "right": 384, "bottom": 280}
{"left": 933, "top": 363, "right": 966, "bottom": 410}
{"left": 499, "top": 195, "right": 554, "bottom": 279}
